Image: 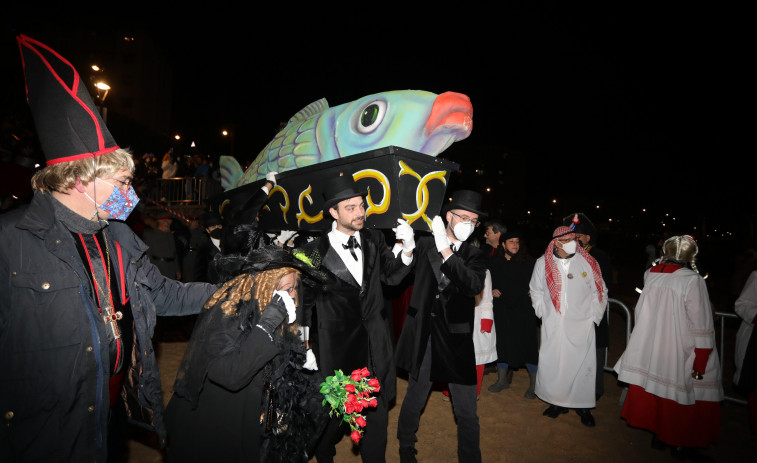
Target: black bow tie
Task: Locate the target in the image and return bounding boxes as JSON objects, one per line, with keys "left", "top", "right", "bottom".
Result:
{"left": 343, "top": 235, "right": 360, "bottom": 261}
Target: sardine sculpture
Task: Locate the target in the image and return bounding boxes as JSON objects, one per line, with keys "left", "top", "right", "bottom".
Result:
{"left": 220, "top": 90, "right": 473, "bottom": 190}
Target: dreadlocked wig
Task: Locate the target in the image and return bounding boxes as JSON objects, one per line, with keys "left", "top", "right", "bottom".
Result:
{"left": 203, "top": 267, "right": 301, "bottom": 317}
{"left": 254, "top": 267, "right": 301, "bottom": 309}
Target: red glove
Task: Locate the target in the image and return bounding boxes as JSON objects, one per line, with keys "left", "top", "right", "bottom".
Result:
{"left": 480, "top": 319, "right": 493, "bottom": 333}
{"left": 693, "top": 348, "right": 713, "bottom": 374}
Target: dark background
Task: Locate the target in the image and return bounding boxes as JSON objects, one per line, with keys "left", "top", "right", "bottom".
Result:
{"left": 2, "top": 3, "right": 753, "bottom": 297}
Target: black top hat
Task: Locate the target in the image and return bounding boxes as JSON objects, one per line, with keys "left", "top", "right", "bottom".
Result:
{"left": 202, "top": 211, "right": 223, "bottom": 228}
{"left": 17, "top": 35, "right": 119, "bottom": 165}
{"left": 322, "top": 174, "right": 367, "bottom": 211}
{"left": 442, "top": 189, "right": 488, "bottom": 218}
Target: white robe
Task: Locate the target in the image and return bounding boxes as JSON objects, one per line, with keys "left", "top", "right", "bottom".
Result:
{"left": 530, "top": 253, "right": 606, "bottom": 408}
{"left": 473, "top": 270, "right": 497, "bottom": 365}
{"left": 614, "top": 266, "right": 724, "bottom": 404}
{"left": 735, "top": 271, "right": 757, "bottom": 385}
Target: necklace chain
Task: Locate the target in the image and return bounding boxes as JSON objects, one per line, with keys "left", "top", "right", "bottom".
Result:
{"left": 90, "top": 233, "right": 123, "bottom": 339}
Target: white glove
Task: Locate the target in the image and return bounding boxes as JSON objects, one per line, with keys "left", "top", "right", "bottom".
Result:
{"left": 273, "top": 289, "right": 296, "bottom": 323}
{"left": 391, "top": 242, "right": 403, "bottom": 258}
{"left": 265, "top": 171, "right": 278, "bottom": 186}
{"left": 392, "top": 218, "right": 415, "bottom": 253}
{"left": 276, "top": 230, "right": 298, "bottom": 246}
{"left": 432, "top": 216, "right": 450, "bottom": 252}
{"left": 303, "top": 348, "right": 318, "bottom": 370}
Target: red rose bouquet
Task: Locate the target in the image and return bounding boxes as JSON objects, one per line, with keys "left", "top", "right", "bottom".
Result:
{"left": 320, "top": 367, "right": 381, "bottom": 443}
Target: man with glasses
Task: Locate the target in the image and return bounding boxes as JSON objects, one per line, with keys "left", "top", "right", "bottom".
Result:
{"left": 1, "top": 35, "right": 216, "bottom": 462}
{"left": 395, "top": 190, "right": 488, "bottom": 463}
{"left": 529, "top": 226, "right": 607, "bottom": 427}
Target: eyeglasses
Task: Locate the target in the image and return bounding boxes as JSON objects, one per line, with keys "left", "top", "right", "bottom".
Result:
{"left": 450, "top": 211, "right": 480, "bottom": 228}
{"left": 107, "top": 177, "right": 133, "bottom": 189}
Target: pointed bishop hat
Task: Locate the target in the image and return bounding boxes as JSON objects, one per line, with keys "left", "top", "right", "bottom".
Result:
{"left": 17, "top": 34, "right": 119, "bottom": 165}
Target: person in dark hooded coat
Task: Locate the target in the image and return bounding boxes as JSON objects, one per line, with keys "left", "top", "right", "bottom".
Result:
{"left": 165, "top": 245, "right": 330, "bottom": 463}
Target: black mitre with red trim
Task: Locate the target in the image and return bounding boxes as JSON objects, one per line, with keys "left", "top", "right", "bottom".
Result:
{"left": 17, "top": 34, "right": 119, "bottom": 165}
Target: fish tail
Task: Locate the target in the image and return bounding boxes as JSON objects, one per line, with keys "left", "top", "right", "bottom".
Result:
{"left": 219, "top": 155, "right": 243, "bottom": 191}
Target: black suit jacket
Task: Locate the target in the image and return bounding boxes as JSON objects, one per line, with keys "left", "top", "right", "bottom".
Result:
{"left": 395, "top": 235, "right": 487, "bottom": 385}
{"left": 299, "top": 227, "right": 411, "bottom": 401}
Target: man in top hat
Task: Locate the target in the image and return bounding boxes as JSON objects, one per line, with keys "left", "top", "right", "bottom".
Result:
{"left": 296, "top": 173, "right": 416, "bottom": 463}
{"left": 0, "top": 35, "right": 216, "bottom": 462}
{"left": 529, "top": 226, "right": 607, "bottom": 427}
{"left": 218, "top": 171, "right": 277, "bottom": 256}
{"left": 563, "top": 212, "right": 614, "bottom": 400}
{"left": 395, "top": 189, "right": 489, "bottom": 463}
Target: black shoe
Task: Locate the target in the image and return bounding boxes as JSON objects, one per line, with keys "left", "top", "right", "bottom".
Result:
{"left": 576, "top": 409, "right": 596, "bottom": 427}
{"left": 399, "top": 446, "right": 418, "bottom": 463}
{"left": 542, "top": 405, "right": 568, "bottom": 418}
{"left": 670, "top": 446, "right": 715, "bottom": 462}
{"left": 651, "top": 434, "right": 668, "bottom": 450}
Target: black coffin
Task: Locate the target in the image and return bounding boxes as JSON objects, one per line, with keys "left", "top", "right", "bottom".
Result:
{"left": 212, "top": 146, "right": 459, "bottom": 232}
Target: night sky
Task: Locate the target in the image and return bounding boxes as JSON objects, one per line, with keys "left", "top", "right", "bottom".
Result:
{"left": 2, "top": 4, "right": 750, "bottom": 240}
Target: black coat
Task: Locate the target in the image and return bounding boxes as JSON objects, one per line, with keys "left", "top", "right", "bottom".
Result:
{"left": 299, "top": 228, "right": 412, "bottom": 402}
{"left": 0, "top": 192, "right": 215, "bottom": 462}
{"left": 165, "top": 291, "right": 288, "bottom": 462}
{"left": 488, "top": 254, "right": 538, "bottom": 366}
{"left": 395, "top": 236, "right": 487, "bottom": 385}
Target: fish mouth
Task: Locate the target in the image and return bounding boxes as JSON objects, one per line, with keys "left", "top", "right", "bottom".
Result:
{"left": 422, "top": 92, "right": 474, "bottom": 155}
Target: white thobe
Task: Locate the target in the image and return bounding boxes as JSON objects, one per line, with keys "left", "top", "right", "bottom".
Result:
{"left": 530, "top": 253, "right": 606, "bottom": 408}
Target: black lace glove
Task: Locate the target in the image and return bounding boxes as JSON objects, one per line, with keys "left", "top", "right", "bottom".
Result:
{"left": 256, "top": 294, "right": 287, "bottom": 338}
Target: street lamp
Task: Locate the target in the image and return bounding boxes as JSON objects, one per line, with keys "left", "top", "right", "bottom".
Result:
{"left": 222, "top": 129, "right": 235, "bottom": 156}
{"left": 89, "top": 64, "right": 110, "bottom": 123}
{"left": 94, "top": 81, "right": 110, "bottom": 123}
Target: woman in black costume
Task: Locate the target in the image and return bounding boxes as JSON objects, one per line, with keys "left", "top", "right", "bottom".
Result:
{"left": 165, "top": 244, "right": 328, "bottom": 462}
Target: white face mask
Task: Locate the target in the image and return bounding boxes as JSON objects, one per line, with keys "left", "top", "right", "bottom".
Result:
{"left": 453, "top": 221, "right": 474, "bottom": 242}
{"left": 560, "top": 240, "right": 577, "bottom": 255}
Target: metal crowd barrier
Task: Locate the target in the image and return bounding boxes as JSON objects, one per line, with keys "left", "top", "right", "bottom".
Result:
{"left": 140, "top": 177, "right": 223, "bottom": 205}
{"left": 714, "top": 311, "right": 748, "bottom": 405}
{"left": 602, "top": 297, "right": 748, "bottom": 406}
{"left": 602, "top": 297, "right": 632, "bottom": 374}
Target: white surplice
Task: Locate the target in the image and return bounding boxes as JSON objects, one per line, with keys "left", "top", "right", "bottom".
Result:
{"left": 473, "top": 270, "right": 497, "bottom": 365}
{"left": 614, "top": 266, "right": 724, "bottom": 404}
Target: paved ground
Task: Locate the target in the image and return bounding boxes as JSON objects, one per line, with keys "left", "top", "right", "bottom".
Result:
{"left": 124, "top": 308, "right": 756, "bottom": 462}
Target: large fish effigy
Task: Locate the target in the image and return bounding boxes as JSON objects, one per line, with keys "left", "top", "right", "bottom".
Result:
{"left": 220, "top": 90, "right": 473, "bottom": 190}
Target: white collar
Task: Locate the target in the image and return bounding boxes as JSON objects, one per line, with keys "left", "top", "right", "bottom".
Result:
{"left": 330, "top": 221, "right": 361, "bottom": 246}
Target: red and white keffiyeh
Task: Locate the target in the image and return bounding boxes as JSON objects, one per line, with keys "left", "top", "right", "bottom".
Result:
{"left": 544, "top": 226, "right": 605, "bottom": 313}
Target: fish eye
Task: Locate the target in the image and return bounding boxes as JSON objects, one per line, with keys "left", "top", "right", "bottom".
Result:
{"left": 356, "top": 100, "right": 387, "bottom": 134}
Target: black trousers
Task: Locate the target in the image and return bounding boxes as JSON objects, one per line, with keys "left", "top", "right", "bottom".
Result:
{"left": 314, "top": 394, "right": 388, "bottom": 463}
{"left": 397, "top": 340, "right": 481, "bottom": 463}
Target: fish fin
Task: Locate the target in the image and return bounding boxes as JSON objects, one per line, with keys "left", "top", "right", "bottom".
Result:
{"left": 219, "top": 155, "right": 243, "bottom": 191}
{"left": 288, "top": 98, "right": 329, "bottom": 125}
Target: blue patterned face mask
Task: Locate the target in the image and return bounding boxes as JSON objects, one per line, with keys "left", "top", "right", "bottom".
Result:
{"left": 88, "top": 178, "right": 140, "bottom": 221}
